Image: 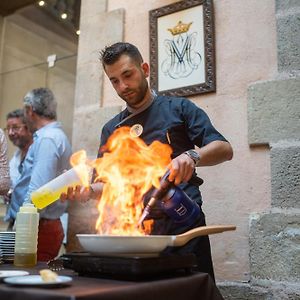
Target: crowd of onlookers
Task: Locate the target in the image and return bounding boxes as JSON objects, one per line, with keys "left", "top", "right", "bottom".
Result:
{"left": 0, "top": 87, "right": 71, "bottom": 261}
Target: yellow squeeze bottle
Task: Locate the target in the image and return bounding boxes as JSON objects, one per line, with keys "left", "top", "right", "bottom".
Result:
{"left": 14, "top": 203, "right": 39, "bottom": 267}
{"left": 31, "top": 167, "right": 85, "bottom": 209}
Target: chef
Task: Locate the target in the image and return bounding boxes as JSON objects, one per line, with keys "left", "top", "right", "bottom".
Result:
{"left": 63, "top": 42, "right": 233, "bottom": 281}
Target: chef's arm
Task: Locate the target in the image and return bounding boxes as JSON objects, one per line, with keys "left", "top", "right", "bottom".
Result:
{"left": 168, "top": 141, "right": 233, "bottom": 185}
{"left": 197, "top": 140, "right": 233, "bottom": 166}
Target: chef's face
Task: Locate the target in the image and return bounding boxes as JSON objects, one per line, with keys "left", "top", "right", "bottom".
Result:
{"left": 104, "top": 54, "right": 150, "bottom": 109}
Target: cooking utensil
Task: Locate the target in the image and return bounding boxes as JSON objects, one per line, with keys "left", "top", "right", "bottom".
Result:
{"left": 59, "top": 252, "right": 197, "bottom": 279}
{"left": 138, "top": 170, "right": 173, "bottom": 226}
{"left": 77, "top": 225, "right": 236, "bottom": 257}
{"left": 138, "top": 170, "right": 204, "bottom": 226}
{"left": 47, "top": 259, "right": 65, "bottom": 271}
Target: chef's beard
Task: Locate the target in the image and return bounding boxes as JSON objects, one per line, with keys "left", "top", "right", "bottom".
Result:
{"left": 119, "top": 77, "right": 149, "bottom": 109}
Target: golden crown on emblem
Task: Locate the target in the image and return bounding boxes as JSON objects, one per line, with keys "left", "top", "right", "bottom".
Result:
{"left": 168, "top": 21, "right": 193, "bottom": 35}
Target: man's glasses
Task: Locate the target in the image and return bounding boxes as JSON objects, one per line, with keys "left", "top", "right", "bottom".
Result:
{"left": 4, "top": 125, "right": 25, "bottom": 133}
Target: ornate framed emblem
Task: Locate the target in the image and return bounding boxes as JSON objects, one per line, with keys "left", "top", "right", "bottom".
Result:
{"left": 149, "top": 0, "right": 216, "bottom": 97}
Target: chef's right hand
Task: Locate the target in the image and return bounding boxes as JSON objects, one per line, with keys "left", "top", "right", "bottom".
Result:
{"left": 168, "top": 153, "right": 195, "bottom": 186}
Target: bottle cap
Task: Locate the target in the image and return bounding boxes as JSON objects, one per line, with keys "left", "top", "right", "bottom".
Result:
{"left": 19, "top": 203, "right": 38, "bottom": 213}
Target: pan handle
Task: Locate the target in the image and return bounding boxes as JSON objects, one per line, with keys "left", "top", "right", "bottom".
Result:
{"left": 172, "top": 225, "right": 236, "bottom": 247}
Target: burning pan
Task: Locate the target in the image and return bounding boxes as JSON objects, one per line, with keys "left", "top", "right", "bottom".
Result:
{"left": 77, "top": 225, "right": 236, "bottom": 257}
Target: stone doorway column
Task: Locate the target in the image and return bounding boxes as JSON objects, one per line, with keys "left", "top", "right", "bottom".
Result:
{"left": 67, "top": 0, "right": 124, "bottom": 251}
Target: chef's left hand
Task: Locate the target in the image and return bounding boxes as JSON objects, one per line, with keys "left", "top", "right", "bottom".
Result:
{"left": 60, "top": 182, "right": 103, "bottom": 202}
{"left": 168, "top": 153, "right": 195, "bottom": 185}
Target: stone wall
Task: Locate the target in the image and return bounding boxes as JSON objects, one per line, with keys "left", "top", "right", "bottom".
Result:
{"left": 228, "top": 0, "right": 300, "bottom": 298}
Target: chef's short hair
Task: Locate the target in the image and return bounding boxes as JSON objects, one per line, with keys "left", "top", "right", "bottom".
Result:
{"left": 23, "top": 87, "right": 57, "bottom": 120}
{"left": 100, "top": 42, "right": 143, "bottom": 68}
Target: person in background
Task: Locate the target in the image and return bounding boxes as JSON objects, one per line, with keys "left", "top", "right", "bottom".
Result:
{"left": 5, "top": 109, "right": 33, "bottom": 189}
{"left": 63, "top": 42, "right": 233, "bottom": 281}
{"left": 4, "top": 109, "right": 33, "bottom": 230}
{"left": 5, "top": 88, "right": 72, "bottom": 261}
{"left": 0, "top": 128, "right": 10, "bottom": 196}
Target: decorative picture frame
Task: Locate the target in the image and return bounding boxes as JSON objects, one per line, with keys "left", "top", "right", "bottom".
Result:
{"left": 149, "top": 0, "right": 215, "bottom": 97}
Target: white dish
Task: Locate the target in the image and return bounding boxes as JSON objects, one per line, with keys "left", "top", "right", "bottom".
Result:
{"left": 0, "top": 235, "right": 15, "bottom": 237}
{"left": 0, "top": 270, "right": 29, "bottom": 278}
{"left": 4, "top": 275, "right": 73, "bottom": 287}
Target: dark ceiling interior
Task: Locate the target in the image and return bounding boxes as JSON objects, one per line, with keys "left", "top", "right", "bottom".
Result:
{"left": 0, "top": 1, "right": 81, "bottom": 42}
{"left": 0, "top": 0, "right": 37, "bottom": 16}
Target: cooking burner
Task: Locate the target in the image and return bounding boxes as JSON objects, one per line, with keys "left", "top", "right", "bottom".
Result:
{"left": 61, "top": 252, "right": 197, "bottom": 280}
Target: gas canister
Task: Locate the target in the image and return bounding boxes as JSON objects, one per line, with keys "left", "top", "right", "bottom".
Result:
{"left": 161, "top": 186, "right": 200, "bottom": 226}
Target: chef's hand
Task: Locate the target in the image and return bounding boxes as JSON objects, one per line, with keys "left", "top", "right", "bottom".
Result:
{"left": 60, "top": 182, "right": 103, "bottom": 202}
{"left": 168, "top": 153, "right": 195, "bottom": 185}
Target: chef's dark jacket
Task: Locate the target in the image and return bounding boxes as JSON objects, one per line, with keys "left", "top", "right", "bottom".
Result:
{"left": 97, "top": 95, "right": 228, "bottom": 280}
{"left": 98, "top": 95, "right": 227, "bottom": 208}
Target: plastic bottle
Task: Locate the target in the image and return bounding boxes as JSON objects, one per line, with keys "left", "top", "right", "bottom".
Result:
{"left": 14, "top": 203, "right": 39, "bottom": 267}
{"left": 31, "top": 165, "right": 91, "bottom": 209}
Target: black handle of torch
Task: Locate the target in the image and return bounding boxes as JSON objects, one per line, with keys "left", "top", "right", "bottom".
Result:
{"left": 150, "top": 170, "right": 174, "bottom": 200}
{"left": 137, "top": 170, "right": 173, "bottom": 226}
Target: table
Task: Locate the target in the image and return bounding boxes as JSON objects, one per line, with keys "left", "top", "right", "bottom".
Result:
{"left": 0, "top": 263, "right": 224, "bottom": 300}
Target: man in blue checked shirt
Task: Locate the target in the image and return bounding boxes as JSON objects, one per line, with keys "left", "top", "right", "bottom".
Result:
{"left": 5, "top": 88, "right": 72, "bottom": 261}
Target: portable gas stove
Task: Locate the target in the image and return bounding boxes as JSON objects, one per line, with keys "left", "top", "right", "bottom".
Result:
{"left": 60, "top": 252, "right": 197, "bottom": 280}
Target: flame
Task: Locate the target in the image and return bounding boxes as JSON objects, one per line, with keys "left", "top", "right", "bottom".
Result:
{"left": 70, "top": 127, "right": 172, "bottom": 236}
{"left": 70, "top": 150, "right": 92, "bottom": 187}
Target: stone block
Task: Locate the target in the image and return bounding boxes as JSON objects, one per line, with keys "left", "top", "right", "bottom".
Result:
{"left": 276, "top": 0, "right": 300, "bottom": 12}
{"left": 219, "top": 280, "right": 300, "bottom": 300}
{"left": 277, "top": 12, "right": 300, "bottom": 72}
{"left": 270, "top": 141, "right": 300, "bottom": 208}
{"left": 249, "top": 212, "right": 300, "bottom": 282}
{"left": 218, "top": 282, "right": 271, "bottom": 300}
{"left": 74, "top": 61, "right": 103, "bottom": 107}
{"left": 247, "top": 77, "right": 300, "bottom": 145}
{"left": 75, "top": 9, "right": 124, "bottom": 108}
{"left": 80, "top": 0, "right": 107, "bottom": 20}
{"left": 77, "top": 9, "right": 124, "bottom": 65}
{"left": 72, "top": 105, "right": 122, "bottom": 156}
{"left": 272, "top": 288, "right": 300, "bottom": 300}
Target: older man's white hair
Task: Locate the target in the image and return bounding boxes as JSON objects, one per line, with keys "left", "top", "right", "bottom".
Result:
{"left": 23, "top": 87, "right": 57, "bottom": 120}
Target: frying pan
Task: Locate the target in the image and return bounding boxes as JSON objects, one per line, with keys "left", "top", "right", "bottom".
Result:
{"left": 77, "top": 225, "right": 236, "bottom": 257}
